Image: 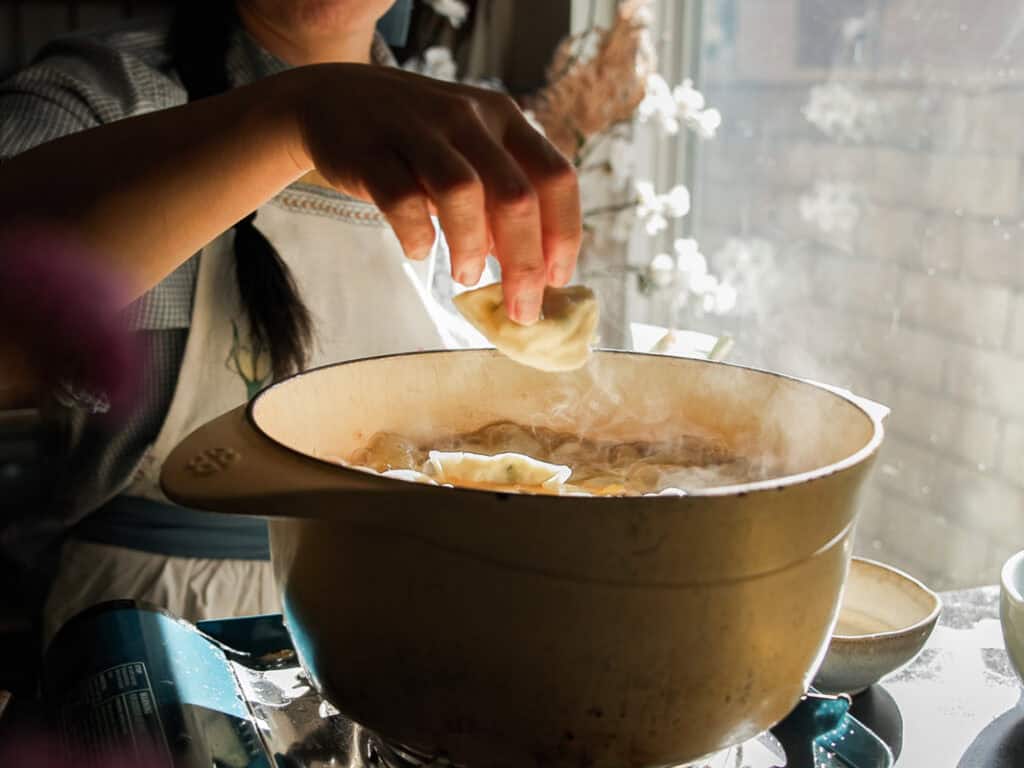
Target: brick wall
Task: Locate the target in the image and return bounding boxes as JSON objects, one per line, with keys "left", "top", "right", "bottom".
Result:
{"left": 680, "top": 0, "right": 1024, "bottom": 590}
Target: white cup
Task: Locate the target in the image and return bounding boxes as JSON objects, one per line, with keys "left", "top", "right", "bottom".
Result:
{"left": 1000, "top": 550, "right": 1024, "bottom": 686}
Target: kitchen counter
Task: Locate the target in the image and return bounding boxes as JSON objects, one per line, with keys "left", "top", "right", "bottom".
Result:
{"left": 851, "top": 586, "right": 1022, "bottom": 767}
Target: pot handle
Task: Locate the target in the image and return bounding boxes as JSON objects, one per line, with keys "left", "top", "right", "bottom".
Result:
{"left": 834, "top": 388, "right": 890, "bottom": 424}
{"left": 160, "top": 405, "right": 400, "bottom": 515}
{"left": 800, "top": 378, "right": 890, "bottom": 423}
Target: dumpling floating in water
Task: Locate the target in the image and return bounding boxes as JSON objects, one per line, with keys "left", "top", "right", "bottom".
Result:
{"left": 426, "top": 450, "right": 572, "bottom": 491}
{"left": 322, "top": 457, "right": 438, "bottom": 486}
{"left": 377, "top": 468, "right": 438, "bottom": 485}
{"left": 453, "top": 283, "right": 599, "bottom": 372}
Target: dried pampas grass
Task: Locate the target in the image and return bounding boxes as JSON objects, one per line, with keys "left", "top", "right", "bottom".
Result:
{"left": 528, "top": 0, "right": 655, "bottom": 161}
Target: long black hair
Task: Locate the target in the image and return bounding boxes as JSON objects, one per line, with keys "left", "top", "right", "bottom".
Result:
{"left": 169, "top": 0, "right": 313, "bottom": 381}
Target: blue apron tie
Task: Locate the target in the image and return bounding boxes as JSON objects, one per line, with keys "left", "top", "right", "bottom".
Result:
{"left": 377, "top": 0, "right": 414, "bottom": 47}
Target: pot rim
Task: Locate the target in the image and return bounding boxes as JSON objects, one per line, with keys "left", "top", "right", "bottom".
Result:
{"left": 247, "top": 348, "right": 888, "bottom": 500}
{"left": 1002, "top": 550, "right": 1024, "bottom": 606}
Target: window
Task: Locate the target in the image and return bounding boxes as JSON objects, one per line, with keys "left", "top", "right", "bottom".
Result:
{"left": 676, "top": 0, "right": 1024, "bottom": 590}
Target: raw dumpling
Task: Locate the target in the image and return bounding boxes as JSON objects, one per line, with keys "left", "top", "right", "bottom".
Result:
{"left": 453, "top": 283, "right": 599, "bottom": 372}
{"left": 426, "top": 450, "right": 572, "bottom": 490}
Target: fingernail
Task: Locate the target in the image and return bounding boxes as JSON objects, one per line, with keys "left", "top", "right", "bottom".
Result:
{"left": 514, "top": 294, "right": 542, "bottom": 324}
{"left": 457, "top": 261, "right": 484, "bottom": 286}
{"left": 406, "top": 240, "right": 432, "bottom": 261}
{"left": 549, "top": 263, "right": 573, "bottom": 286}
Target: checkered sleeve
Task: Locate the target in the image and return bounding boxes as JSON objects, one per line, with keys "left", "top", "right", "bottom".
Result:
{"left": 0, "top": 27, "right": 187, "bottom": 160}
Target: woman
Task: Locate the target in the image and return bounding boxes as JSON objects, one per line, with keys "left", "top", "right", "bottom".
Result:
{"left": 0, "top": 0, "right": 580, "bottom": 644}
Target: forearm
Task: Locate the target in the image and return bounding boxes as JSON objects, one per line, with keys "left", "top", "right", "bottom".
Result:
{"left": 0, "top": 69, "right": 312, "bottom": 301}
{"left": 0, "top": 61, "right": 581, "bottom": 328}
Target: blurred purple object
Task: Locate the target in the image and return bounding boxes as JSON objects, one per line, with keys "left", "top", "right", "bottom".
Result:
{"left": 0, "top": 730, "right": 165, "bottom": 768}
{"left": 0, "top": 225, "right": 141, "bottom": 412}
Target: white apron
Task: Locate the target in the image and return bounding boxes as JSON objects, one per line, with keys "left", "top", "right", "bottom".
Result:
{"left": 45, "top": 183, "right": 463, "bottom": 642}
{"left": 124, "top": 184, "right": 458, "bottom": 499}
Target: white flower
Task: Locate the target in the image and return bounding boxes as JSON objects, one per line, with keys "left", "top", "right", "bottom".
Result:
{"left": 673, "top": 238, "right": 705, "bottom": 273}
{"left": 802, "top": 81, "right": 878, "bottom": 142}
{"left": 691, "top": 271, "right": 719, "bottom": 296}
{"left": 643, "top": 212, "right": 668, "bottom": 235}
{"left": 425, "top": 0, "right": 469, "bottom": 28}
{"left": 607, "top": 137, "right": 635, "bottom": 185}
{"left": 641, "top": 237, "right": 736, "bottom": 316}
{"left": 403, "top": 46, "right": 457, "bottom": 81}
{"left": 638, "top": 74, "right": 680, "bottom": 135}
{"left": 647, "top": 253, "right": 676, "bottom": 287}
{"left": 662, "top": 185, "right": 691, "bottom": 218}
{"left": 640, "top": 74, "right": 720, "bottom": 139}
{"left": 423, "top": 46, "right": 457, "bottom": 80}
{"left": 690, "top": 107, "right": 722, "bottom": 139}
{"left": 672, "top": 79, "right": 706, "bottom": 115}
{"left": 635, "top": 180, "right": 657, "bottom": 208}
{"left": 709, "top": 281, "right": 738, "bottom": 314}
{"left": 634, "top": 180, "right": 659, "bottom": 228}
{"left": 633, "top": 181, "right": 691, "bottom": 236}
{"left": 673, "top": 238, "right": 712, "bottom": 293}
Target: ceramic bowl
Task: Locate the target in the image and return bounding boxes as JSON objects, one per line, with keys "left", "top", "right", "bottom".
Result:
{"left": 813, "top": 557, "right": 941, "bottom": 695}
{"left": 1000, "top": 550, "right": 1024, "bottom": 686}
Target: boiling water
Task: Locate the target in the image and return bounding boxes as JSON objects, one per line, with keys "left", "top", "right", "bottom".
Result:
{"left": 338, "top": 420, "right": 778, "bottom": 496}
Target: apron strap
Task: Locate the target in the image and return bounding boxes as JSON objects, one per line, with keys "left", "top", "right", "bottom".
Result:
{"left": 72, "top": 495, "right": 270, "bottom": 561}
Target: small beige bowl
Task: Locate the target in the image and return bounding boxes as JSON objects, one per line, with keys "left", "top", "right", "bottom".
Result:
{"left": 813, "top": 557, "right": 941, "bottom": 695}
{"left": 1000, "top": 550, "right": 1024, "bottom": 686}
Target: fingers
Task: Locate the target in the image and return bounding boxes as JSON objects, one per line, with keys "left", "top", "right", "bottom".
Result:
{"left": 398, "top": 135, "right": 489, "bottom": 287}
{"left": 450, "top": 113, "right": 546, "bottom": 324}
{"left": 503, "top": 116, "right": 582, "bottom": 288}
{"left": 345, "top": 79, "right": 581, "bottom": 327}
{"left": 360, "top": 151, "right": 435, "bottom": 261}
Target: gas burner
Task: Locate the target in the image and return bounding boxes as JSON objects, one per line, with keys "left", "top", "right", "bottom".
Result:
{"left": 40, "top": 602, "right": 894, "bottom": 768}
{"left": 369, "top": 738, "right": 456, "bottom": 768}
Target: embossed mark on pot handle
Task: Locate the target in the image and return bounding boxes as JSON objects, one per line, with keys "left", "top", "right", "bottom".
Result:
{"left": 186, "top": 447, "right": 240, "bottom": 477}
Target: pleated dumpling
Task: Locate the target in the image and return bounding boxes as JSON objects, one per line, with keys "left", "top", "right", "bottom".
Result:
{"left": 425, "top": 450, "right": 571, "bottom": 490}
{"left": 453, "top": 283, "right": 599, "bottom": 372}
{"left": 323, "top": 455, "right": 438, "bottom": 486}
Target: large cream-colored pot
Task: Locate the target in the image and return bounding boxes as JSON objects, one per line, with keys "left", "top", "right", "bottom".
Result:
{"left": 162, "top": 350, "right": 887, "bottom": 767}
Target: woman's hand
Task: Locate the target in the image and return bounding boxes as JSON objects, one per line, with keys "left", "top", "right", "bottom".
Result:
{"left": 288, "top": 65, "right": 582, "bottom": 324}
{"left": 1, "top": 63, "right": 581, "bottom": 324}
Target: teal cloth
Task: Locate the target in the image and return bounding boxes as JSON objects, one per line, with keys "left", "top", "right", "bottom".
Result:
{"left": 73, "top": 495, "right": 270, "bottom": 561}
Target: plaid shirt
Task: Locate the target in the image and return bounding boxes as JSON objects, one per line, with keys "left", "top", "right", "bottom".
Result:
{"left": 0, "top": 14, "right": 402, "bottom": 559}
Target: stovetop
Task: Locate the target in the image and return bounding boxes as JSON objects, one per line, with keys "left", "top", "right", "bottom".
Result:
{"left": 39, "top": 601, "right": 897, "bottom": 768}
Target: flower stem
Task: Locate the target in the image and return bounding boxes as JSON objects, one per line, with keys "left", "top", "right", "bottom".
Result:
{"left": 708, "top": 335, "right": 735, "bottom": 362}
{"left": 583, "top": 198, "right": 640, "bottom": 218}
